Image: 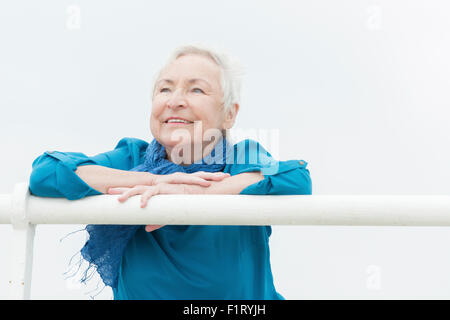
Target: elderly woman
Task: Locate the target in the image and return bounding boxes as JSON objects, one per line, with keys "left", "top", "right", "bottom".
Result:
{"left": 29, "top": 44, "right": 312, "bottom": 300}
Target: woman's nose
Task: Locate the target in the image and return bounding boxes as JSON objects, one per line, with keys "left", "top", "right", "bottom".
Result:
{"left": 167, "top": 89, "right": 187, "bottom": 109}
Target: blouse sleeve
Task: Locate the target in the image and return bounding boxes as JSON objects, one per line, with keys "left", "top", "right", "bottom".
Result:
{"left": 223, "top": 139, "right": 312, "bottom": 195}
{"left": 28, "top": 137, "right": 149, "bottom": 200}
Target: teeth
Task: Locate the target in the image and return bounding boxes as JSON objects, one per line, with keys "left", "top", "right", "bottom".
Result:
{"left": 167, "top": 119, "right": 192, "bottom": 123}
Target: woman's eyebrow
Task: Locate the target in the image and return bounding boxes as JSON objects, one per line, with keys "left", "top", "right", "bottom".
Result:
{"left": 157, "top": 78, "right": 212, "bottom": 88}
{"left": 187, "top": 78, "right": 211, "bottom": 88}
{"left": 156, "top": 79, "right": 173, "bottom": 86}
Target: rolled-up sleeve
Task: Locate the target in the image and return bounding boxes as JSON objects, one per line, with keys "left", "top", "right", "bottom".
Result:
{"left": 239, "top": 159, "right": 312, "bottom": 195}
{"left": 224, "top": 139, "right": 312, "bottom": 195}
{"left": 29, "top": 137, "right": 149, "bottom": 200}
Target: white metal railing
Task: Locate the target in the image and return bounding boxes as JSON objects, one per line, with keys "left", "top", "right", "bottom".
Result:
{"left": 1, "top": 182, "right": 450, "bottom": 299}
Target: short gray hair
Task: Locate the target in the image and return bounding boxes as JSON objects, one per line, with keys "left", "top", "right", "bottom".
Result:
{"left": 152, "top": 43, "right": 243, "bottom": 113}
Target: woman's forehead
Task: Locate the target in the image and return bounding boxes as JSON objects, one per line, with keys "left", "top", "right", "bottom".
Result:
{"left": 158, "top": 55, "right": 221, "bottom": 85}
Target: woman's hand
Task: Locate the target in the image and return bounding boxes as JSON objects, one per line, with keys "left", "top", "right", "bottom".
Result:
{"left": 108, "top": 183, "right": 187, "bottom": 232}
{"left": 108, "top": 171, "right": 229, "bottom": 232}
{"left": 108, "top": 183, "right": 188, "bottom": 207}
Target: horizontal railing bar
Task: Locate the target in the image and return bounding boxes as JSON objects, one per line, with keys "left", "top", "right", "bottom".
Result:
{"left": 1, "top": 194, "right": 450, "bottom": 226}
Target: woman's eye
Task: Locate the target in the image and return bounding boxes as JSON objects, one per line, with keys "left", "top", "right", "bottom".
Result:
{"left": 192, "top": 88, "right": 204, "bottom": 94}
{"left": 160, "top": 87, "right": 170, "bottom": 93}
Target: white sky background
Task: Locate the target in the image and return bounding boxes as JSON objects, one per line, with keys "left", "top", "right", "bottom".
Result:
{"left": 1, "top": 0, "right": 450, "bottom": 299}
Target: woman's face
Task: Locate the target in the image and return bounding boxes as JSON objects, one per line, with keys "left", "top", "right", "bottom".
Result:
{"left": 150, "top": 54, "right": 236, "bottom": 155}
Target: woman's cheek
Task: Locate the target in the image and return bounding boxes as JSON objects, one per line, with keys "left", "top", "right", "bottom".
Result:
{"left": 149, "top": 118, "right": 159, "bottom": 137}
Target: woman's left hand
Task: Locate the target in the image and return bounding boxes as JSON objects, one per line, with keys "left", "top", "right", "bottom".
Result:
{"left": 107, "top": 183, "right": 188, "bottom": 232}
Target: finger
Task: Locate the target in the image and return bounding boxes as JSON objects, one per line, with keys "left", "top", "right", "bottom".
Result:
{"left": 118, "top": 186, "right": 147, "bottom": 202}
{"left": 145, "top": 225, "right": 164, "bottom": 232}
{"left": 166, "top": 174, "right": 212, "bottom": 187}
{"left": 192, "top": 171, "right": 230, "bottom": 181}
{"left": 192, "top": 171, "right": 229, "bottom": 177}
{"left": 108, "top": 187, "right": 131, "bottom": 195}
{"left": 140, "top": 187, "right": 159, "bottom": 208}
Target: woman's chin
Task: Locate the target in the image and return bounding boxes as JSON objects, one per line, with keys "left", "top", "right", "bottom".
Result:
{"left": 158, "top": 130, "right": 198, "bottom": 146}
{"left": 159, "top": 137, "right": 212, "bottom": 154}
{"left": 157, "top": 136, "right": 190, "bottom": 149}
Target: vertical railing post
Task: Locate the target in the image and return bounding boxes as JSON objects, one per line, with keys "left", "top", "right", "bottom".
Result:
{"left": 8, "top": 182, "right": 35, "bottom": 300}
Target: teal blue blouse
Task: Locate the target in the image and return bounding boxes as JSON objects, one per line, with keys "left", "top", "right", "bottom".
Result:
{"left": 29, "top": 137, "right": 312, "bottom": 300}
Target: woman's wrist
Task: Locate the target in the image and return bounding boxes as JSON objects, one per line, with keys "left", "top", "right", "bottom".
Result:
{"left": 144, "top": 172, "right": 157, "bottom": 185}
{"left": 182, "top": 183, "right": 206, "bottom": 195}
{"left": 188, "top": 172, "right": 264, "bottom": 195}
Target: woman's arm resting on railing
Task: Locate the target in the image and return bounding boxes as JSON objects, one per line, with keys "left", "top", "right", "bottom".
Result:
{"left": 107, "top": 172, "right": 264, "bottom": 206}
{"left": 187, "top": 160, "right": 312, "bottom": 196}
{"left": 222, "top": 139, "right": 312, "bottom": 195}
{"left": 109, "top": 160, "right": 311, "bottom": 206}
{"left": 74, "top": 165, "right": 154, "bottom": 194}
{"left": 29, "top": 137, "right": 149, "bottom": 200}
{"left": 75, "top": 165, "right": 229, "bottom": 194}
{"left": 238, "top": 160, "right": 312, "bottom": 196}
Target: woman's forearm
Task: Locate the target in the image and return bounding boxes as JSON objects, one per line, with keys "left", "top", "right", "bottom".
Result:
{"left": 75, "top": 165, "right": 153, "bottom": 194}
{"left": 185, "top": 172, "right": 264, "bottom": 195}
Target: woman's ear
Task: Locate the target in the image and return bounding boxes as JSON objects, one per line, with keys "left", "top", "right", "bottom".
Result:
{"left": 222, "top": 103, "right": 239, "bottom": 130}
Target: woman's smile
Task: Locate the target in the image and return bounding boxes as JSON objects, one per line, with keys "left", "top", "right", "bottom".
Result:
{"left": 163, "top": 122, "right": 194, "bottom": 127}
{"left": 163, "top": 117, "right": 195, "bottom": 126}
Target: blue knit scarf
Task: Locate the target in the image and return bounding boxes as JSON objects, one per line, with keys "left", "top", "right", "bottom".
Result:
{"left": 79, "top": 136, "right": 234, "bottom": 289}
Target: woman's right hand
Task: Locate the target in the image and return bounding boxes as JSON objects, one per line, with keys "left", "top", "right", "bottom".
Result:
{"left": 152, "top": 171, "right": 230, "bottom": 187}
